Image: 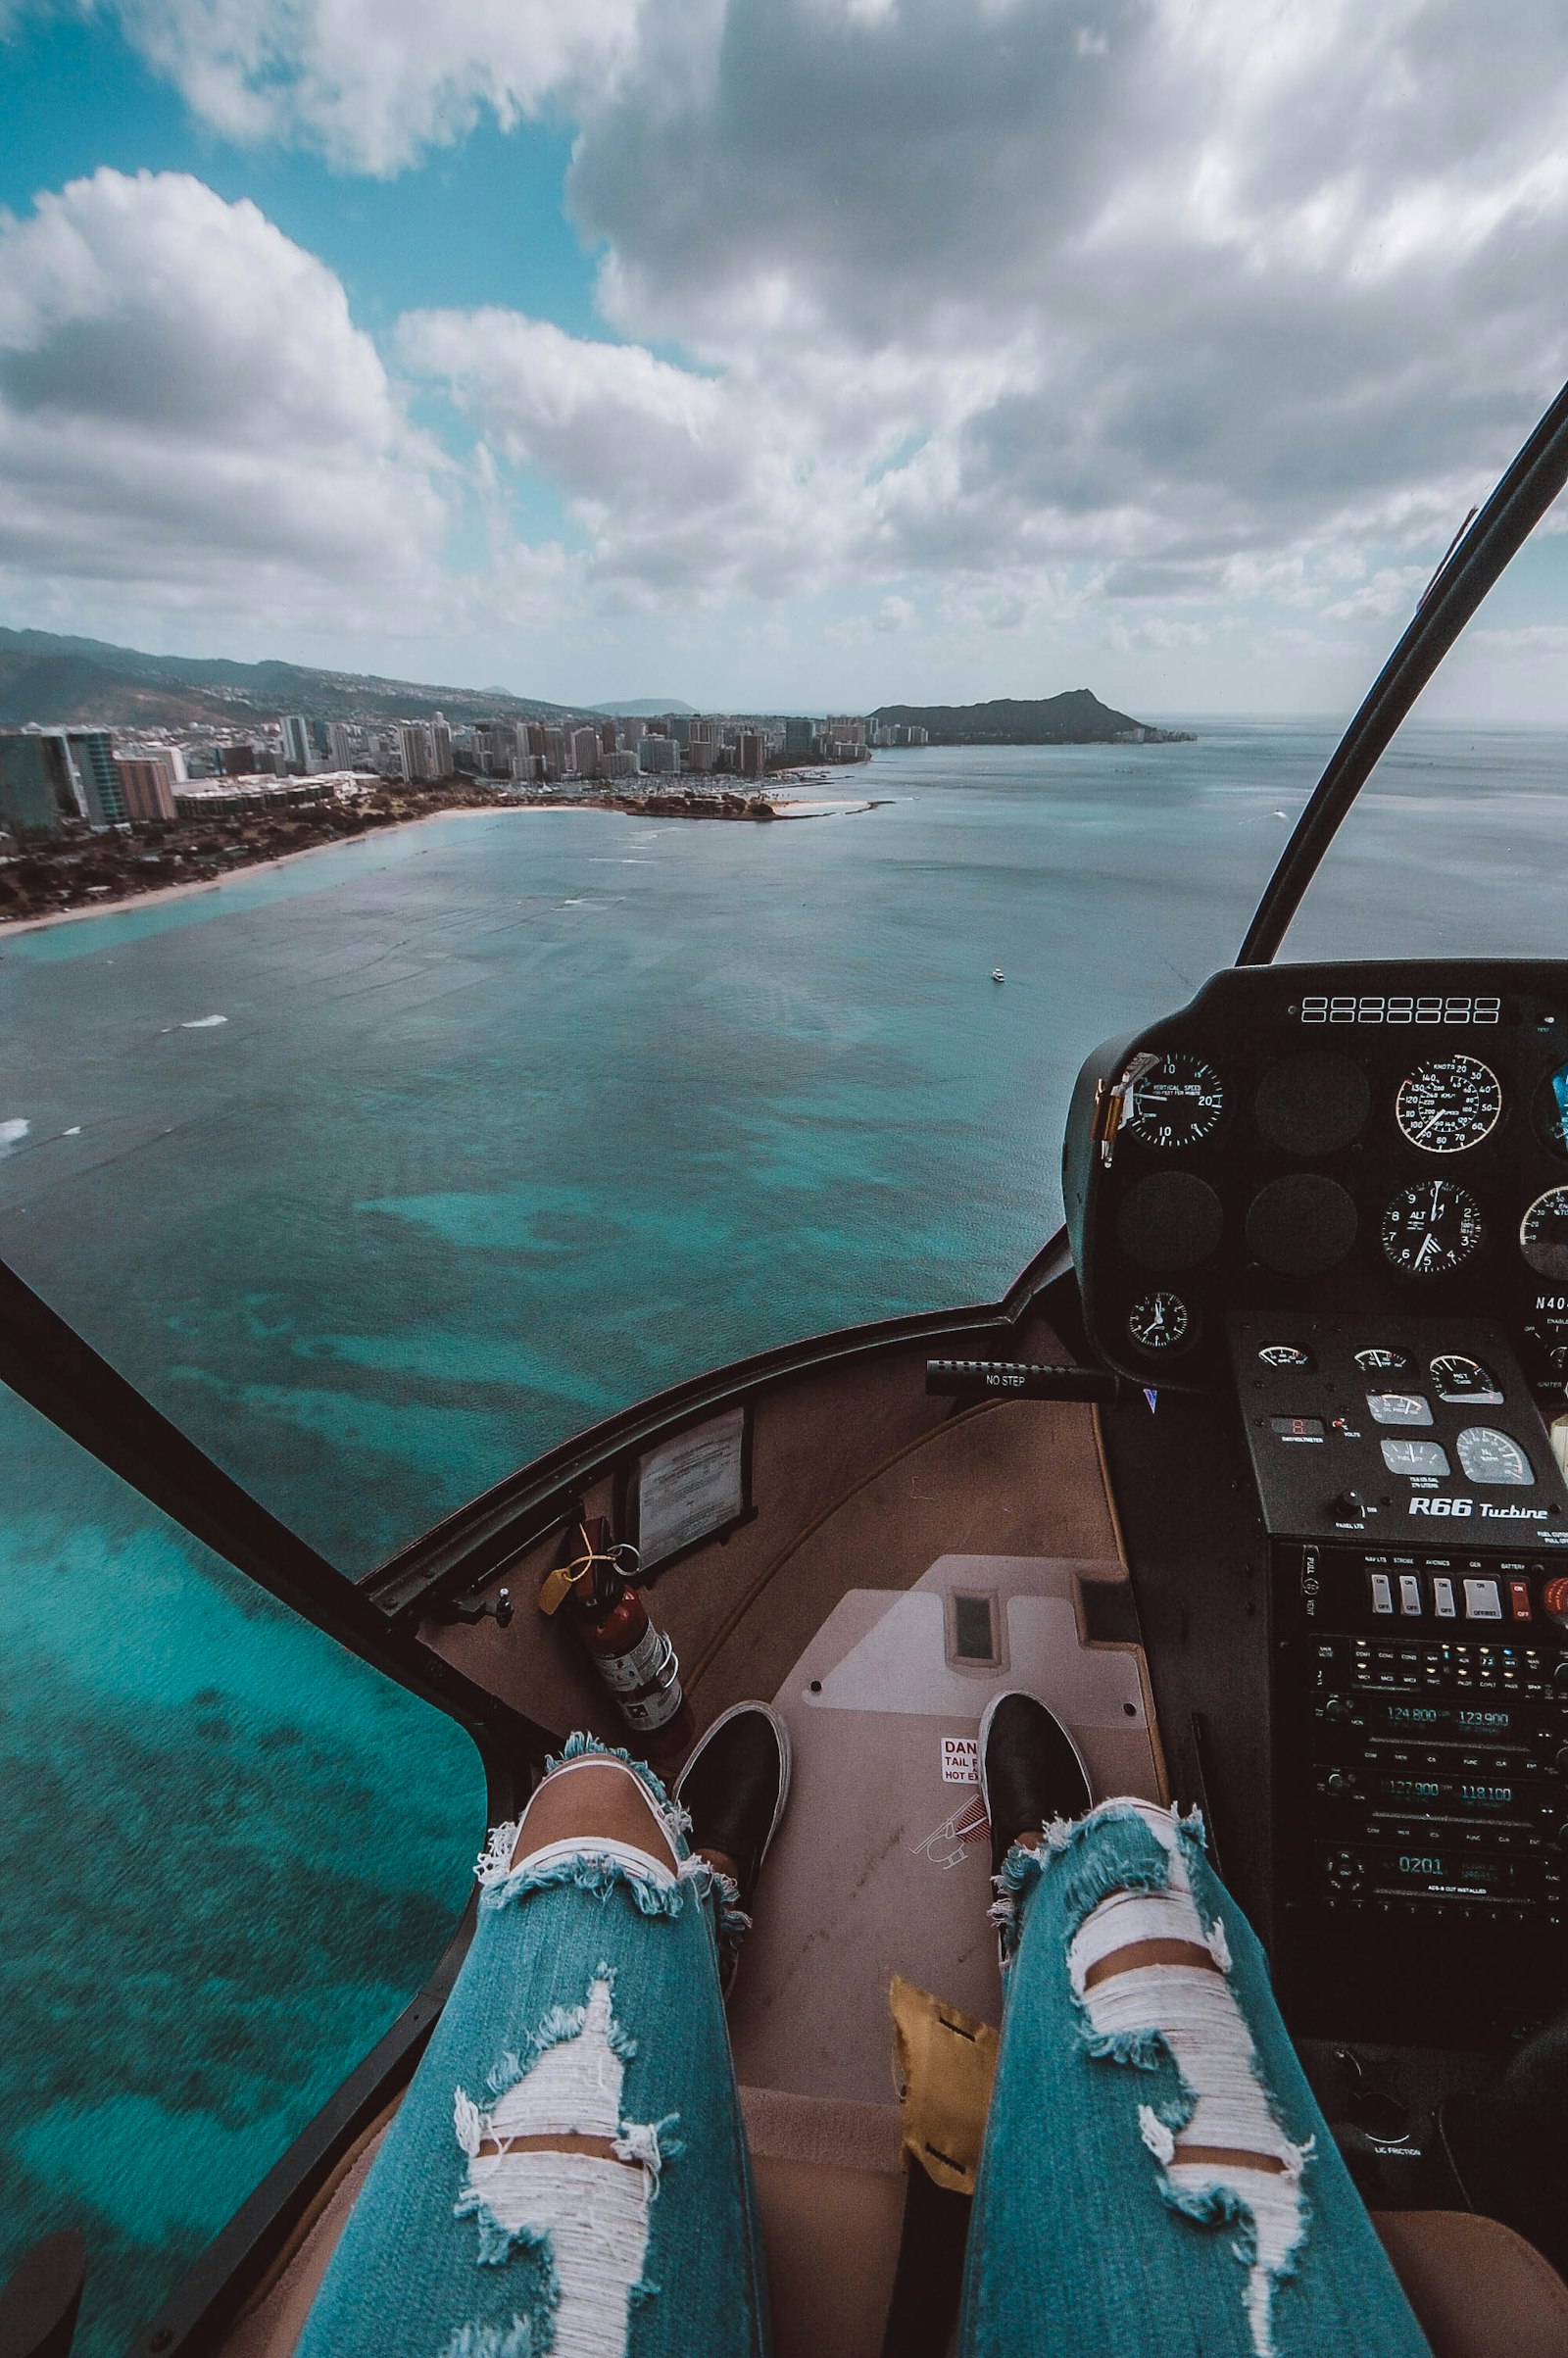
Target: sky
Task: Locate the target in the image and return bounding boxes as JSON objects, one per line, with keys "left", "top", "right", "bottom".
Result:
{"left": 1, "top": 1, "right": 1568, "bottom": 715}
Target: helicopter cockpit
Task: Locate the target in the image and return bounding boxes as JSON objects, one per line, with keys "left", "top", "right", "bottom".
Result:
{"left": 9, "top": 395, "right": 1568, "bottom": 2358}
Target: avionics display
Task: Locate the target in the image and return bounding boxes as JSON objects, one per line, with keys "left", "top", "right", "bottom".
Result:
{"left": 1297, "top": 994, "right": 1503, "bottom": 1025}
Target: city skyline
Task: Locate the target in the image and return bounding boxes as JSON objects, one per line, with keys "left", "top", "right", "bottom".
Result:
{"left": 3, "top": 6, "right": 1568, "bottom": 716}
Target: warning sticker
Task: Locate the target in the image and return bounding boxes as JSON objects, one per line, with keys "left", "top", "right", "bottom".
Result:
{"left": 941, "top": 1735, "right": 980, "bottom": 1786}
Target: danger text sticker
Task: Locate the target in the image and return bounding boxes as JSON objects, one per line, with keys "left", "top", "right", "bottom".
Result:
{"left": 941, "top": 1736, "right": 979, "bottom": 1786}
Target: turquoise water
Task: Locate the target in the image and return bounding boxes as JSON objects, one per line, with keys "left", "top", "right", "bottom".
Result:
{"left": 4, "top": 721, "right": 1568, "bottom": 2347}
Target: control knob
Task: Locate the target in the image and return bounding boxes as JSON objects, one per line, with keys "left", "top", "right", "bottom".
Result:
{"left": 1325, "top": 1697, "right": 1355, "bottom": 1725}
{"left": 1553, "top": 1661, "right": 1568, "bottom": 1695}
{"left": 1332, "top": 1490, "right": 1366, "bottom": 1522}
{"left": 1325, "top": 1769, "right": 1357, "bottom": 1796}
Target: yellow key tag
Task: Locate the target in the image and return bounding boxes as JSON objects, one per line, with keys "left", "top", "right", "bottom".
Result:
{"left": 537, "top": 1559, "right": 578, "bottom": 1617}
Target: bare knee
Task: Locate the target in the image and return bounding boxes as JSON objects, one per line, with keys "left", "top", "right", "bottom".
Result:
{"left": 511, "top": 1759, "right": 678, "bottom": 1871}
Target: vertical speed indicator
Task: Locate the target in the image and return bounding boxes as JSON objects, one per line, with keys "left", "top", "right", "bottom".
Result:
{"left": 1121, "top": 1054, "right": 1225, "bottom": 1148}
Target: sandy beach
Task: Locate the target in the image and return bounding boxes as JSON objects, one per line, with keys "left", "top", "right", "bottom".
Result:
{"left": 0, "top": 792, "right": 879, "bottom": 939}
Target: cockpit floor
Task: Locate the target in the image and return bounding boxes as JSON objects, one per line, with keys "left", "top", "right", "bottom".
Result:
{"left": 730, "top": 1548, "right": 1161, "bottom": 2102}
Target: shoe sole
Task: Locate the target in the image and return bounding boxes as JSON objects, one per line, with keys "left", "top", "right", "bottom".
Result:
{"left": 977, "top": 1689, "right": 1093, "bottom": 1869}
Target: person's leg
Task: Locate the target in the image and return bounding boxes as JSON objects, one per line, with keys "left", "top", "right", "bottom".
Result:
{"left": 958, "top": 1695, "right": 1432, "bottom": 2358}
{"left": 295, "top": 1723, "right": 783, "bottom": 2358}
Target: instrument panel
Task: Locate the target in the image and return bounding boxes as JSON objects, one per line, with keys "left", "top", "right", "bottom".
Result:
{"left": 1063, "top": 962, "right": 1568, "bottom": 1391}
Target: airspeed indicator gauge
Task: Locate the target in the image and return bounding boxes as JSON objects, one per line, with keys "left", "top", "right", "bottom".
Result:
{"left": 1121, "top": 1055, "right": 1224, "bottom": 1149}
{"left": 1128, "top": 1291, "right": 1191, "bottom": 1351}
{"left": 1381, "top": 1180, "right": 1486, "bottom": 1276}
{"left": 1395, "top": 1056, "right": 1503, "bottom": 1154}
{"left": 1521, "top": 1187, "right": 1568, "bottom": 1283}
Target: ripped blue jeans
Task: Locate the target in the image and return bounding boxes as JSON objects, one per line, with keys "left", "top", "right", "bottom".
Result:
{"left": 295, "top": 1735, "right": 767, "bottom": 2358}
{"left": 960, "top": 1797, "right": 1433, "bottom": 2358}
{"left": 299, "top": 1759, "right": 1431, "bottom": 2358}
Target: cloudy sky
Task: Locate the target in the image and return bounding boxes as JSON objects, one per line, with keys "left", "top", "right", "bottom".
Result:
{"left": 1, "top": 0, "right": 1567, "bottom": 713}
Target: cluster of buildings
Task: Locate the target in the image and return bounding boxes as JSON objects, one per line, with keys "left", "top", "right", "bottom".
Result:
{"left": 869, "top": 721, "right": 930, "bottom": 748}
{"left": 0, "top": 706, "right": 876, "bottom": 848}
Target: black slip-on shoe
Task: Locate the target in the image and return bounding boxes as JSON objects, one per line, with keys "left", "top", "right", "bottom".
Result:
{"left": 674, "top": 1701, "right": 792, "bottom": 1988}
{"left": 979, "top": 1690, "right": 1093, "bottom": 1883}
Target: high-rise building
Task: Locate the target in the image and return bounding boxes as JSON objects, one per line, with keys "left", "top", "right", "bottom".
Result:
{"left": 397, "top": 721, "right": 434, "bottom": 781}
{"left": 670, "top": 714, "right": 692, "bottom": 752}
{"left": 280, "top": 714, "right": 314, "bottom": 773}
{"left": 115, "top": 757, "right": 178, "bottom": 821}
{"left": 638, "top": 734, "right": 679, "bottom": 774}
{"left": 325, "top": 721, "right": 358, "bottom": 768}
{"left": 222, "top": 744, "right": 259, "bottom": 776}
{"left": 783, "top": 716, "right": 816, "bottom": 760}
{"left": 737, "top": 731, "right": 766, "bottom": 779}
{"left": 431, "top": 713, "right": 454, "bottom": 777}
{"left": 64, "top": 730, "right": 124, "bottom": 825}
{"left": 825, "top": 715, "right": 867, "bottom": 748}
{"left": 0, "top": 732, "right": 79, "bottom": 838}
{"left": 569, "top": 725, "right": 600, "bottom": 779}
{"left": 617, "top": 715, "right": 645, "bottom": 748}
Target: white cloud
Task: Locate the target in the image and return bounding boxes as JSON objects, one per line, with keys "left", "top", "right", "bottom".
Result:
{"left": 0, "top": 170, "right": 449, "bottom": 628}
{"left": 13, "top": 1, "right": 1568, "bottom": 701}
{"left": 385, "top": 0, "right": 1568, "bottom": 656}
{"left": 106, "top": 0, "right": 646, "bottom": 174}
{"left": 874, "top": 594, "right": 917, "bottom": 631}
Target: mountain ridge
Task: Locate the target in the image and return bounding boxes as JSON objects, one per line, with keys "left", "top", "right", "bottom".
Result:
{"left": 870, "top": 688, "right": 1192, "bottom": 744}
{"left": 0, "top": 627, "right": 578, "bottom": 729}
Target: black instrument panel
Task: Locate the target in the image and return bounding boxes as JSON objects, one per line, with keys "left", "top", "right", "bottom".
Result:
{"left": 1063, "top": 961, "right": 1568, "bottom": 1391}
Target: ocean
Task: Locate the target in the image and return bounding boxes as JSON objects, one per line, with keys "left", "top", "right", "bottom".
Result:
{"left": 2, "top": 719, "right": 1565, "bottom": 2347}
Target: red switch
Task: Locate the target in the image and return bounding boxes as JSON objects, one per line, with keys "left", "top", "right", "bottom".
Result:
{"left": 1509, "top": 1578, "right": 1533, "bottom": 1620}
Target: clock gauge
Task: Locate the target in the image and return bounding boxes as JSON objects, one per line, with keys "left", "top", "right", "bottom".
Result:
{"left": 1381, "top": 1181, "right": 1486, "bottom": 1277}
{"left": 1127, "top": 1291, "right": 1191, "bottom": 1351}
{"left": 1395, "top": 1056, "right": 1503, "bottom": 1154}
{"left": 1121, "top": 1055, "right": 1224, "bottom": 1149}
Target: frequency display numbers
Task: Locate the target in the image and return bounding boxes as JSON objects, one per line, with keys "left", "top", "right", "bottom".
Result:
{"left": 1298, "top": 994, "right": 1501, "bottom": 1026}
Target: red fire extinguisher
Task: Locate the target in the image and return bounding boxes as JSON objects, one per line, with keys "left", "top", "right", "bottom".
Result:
{"left": 539, "top": 1516, "right": 690, "bottom": 1743}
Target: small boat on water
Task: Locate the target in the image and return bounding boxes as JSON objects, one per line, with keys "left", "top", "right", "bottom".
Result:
{"left": 991, "top": 967, "right": 1004, "bottom": 983}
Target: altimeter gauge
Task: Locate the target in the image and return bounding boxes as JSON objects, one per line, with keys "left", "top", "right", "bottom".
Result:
{"left": 1121, "top": 1055, "right": 1224, "bottom": 1149}
{"left": 1395, "top": 1056, "right": 1503, "bottom": 1154}
{"left": 1127, "top": 1290, "right": 1191, "bottom": 1351}
{"left": 1521, "top": 1187, "right": 1568, "bottom": 1283}
{"left": 1381, "top": 1180, "right": 1486, "bottom": 1276}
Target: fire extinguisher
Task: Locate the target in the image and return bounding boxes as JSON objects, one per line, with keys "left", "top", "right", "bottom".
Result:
{"left": 540, "top": 1516, "right": 690, "bottom": 1743}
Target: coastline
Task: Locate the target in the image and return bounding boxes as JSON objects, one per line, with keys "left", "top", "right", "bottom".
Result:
{"left": 0, "top": 791, "right": 879, "bottom": 940}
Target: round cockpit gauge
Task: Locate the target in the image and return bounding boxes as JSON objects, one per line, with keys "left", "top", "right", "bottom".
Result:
{"left": 1258, "top": 1344, "right": 1312, "bottom": 1368}
{"left": 1121, "top": 1054, "right": 1224, "bottom": 1148}
{"left": 1128, "top": 1291, "right": 1191, "bottom": 1351}
{"left": 1520, "top": 1187, "right": 1568, "bottom": 1283}
{"left": 1355, "top": 1347, "right": 1410, "bottom": 1372}
{"left": 1536, "top": 1062, "right": 1568, "bottom": 1156}
{"left": 1381, "top": 1180, "right": 1486, "bottom": 1276}
{"left": 1430, "top": 1353, "right": 1503, "bottom": 1403}
{"left": 1455, "top": 1426, "right": 1533, "bottom": 1486}
{"left": 1395, "top": 1056, "right": 1502, "bottom": 1154}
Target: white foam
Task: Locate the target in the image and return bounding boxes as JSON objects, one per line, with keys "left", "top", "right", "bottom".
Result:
{"left": 180, "top": 1015, "right": 228, "bottom": 1029}
{"left": 62, "top": 1126, "right": 81, "bottom": 1137}
{"left": 0, "top": 1118, "right": 29, "bottom": 1155}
